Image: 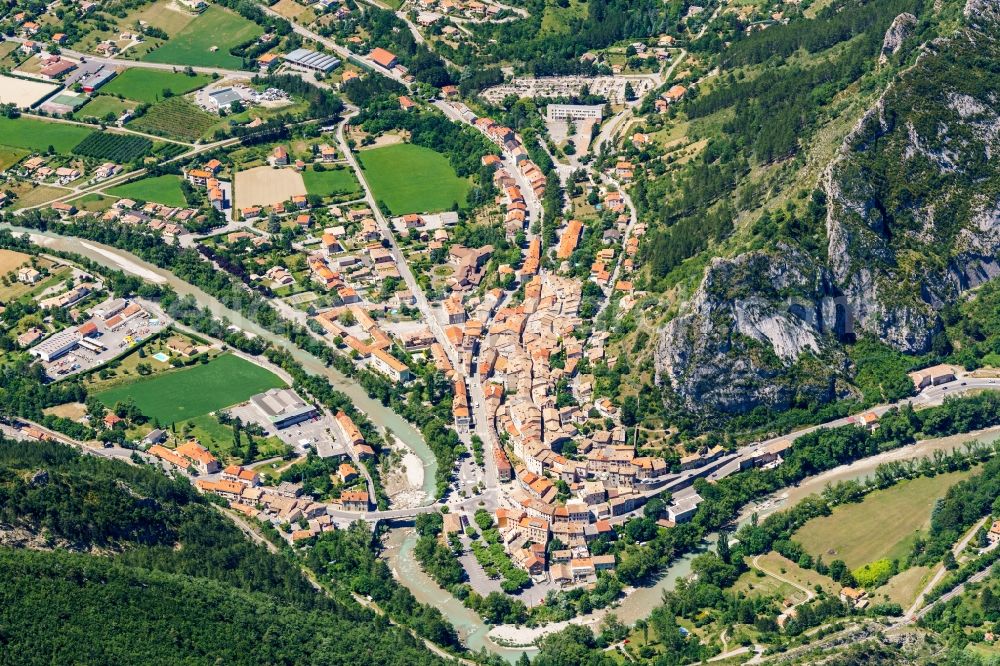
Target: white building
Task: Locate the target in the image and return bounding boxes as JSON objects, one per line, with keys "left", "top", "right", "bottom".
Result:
{"left": 546, "top": 104, "right": 604, "bottom": 122}
{"left": 29, "top": 329, "right": 80, "bottom": 362}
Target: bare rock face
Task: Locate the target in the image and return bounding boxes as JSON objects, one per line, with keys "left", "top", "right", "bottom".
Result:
{"left": 879, "top": 13, "right": 917, "bottom": 65}
{"left": 965, "top": 0, "right": 1000, "bottom": 27}
{"left": 655, "top": 9, "right": 1000, "bottom": 416}
{"left": 655, "top": 246, "right": 850, "bottom": 414}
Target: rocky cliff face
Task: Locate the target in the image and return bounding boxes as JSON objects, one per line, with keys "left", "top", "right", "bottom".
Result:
{"left": 656, "top": 0, "right": 1000, "bottom": 415}
{"left": 655, "top": 245, "right": 851, "bottom": 414}
{"left": 879, "top": 12, "right": 917, "bottom": 64}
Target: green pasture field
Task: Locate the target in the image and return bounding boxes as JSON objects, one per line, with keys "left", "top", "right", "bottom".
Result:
{"left": 178, "top": 413, "right": 291, "bottom": 462}
{"left": 0, "top": 147, "right": 28, "bottom": 172}
{"left": 106, "top": 175, "right": 188, "bottom": 207}
{"left": 357, "top": 143, "right": 470, "bottom": 215}
{"left": 793, "top": 468, "right": 976, "bottom": 569}
{"left": 95, "top": 353, "right": 286, "bottom": 423}
{"left": 302, "top": 166, "right": 361, "bottom": 199}
{"left": 142, "top": 5, "right": 263, "bottom": 70}
{"left": 0, "top": 117, "right": 93, "bottom": 153}
{"left": 73, "top": 96, "right": 138, "bottom": 121}
{"left": 100, "top": 69, "right": 213, "bottom": 104}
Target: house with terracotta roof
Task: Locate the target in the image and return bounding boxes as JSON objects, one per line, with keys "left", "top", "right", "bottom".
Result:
{"left": 663, "top": 84, "right": 687, "bottom": 103}
{"left": 258, "top": 52, "right": 280, "bottom": 70}
{"left": 196, "top": 479, "right": 245, "bottom": 501}
{"left": 556, "top": 219, "right": 583, "bottom": 260}
{"left": 338, "top": 462, "right": 359, "bottom": 483}
{"left": 340, "top": 489, "right": 369, "bottom": 511}
{"left": 370, "top": 348, "right": 412, "bottom": 382}
{"left": 176, "top": 440, "right": 220, "bottom": 474}
{"left": 369, "top": 47, "right": 398, "bottom": 70}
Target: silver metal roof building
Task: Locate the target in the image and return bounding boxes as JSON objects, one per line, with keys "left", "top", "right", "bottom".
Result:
{"left": 250, "top": 388, "right": 318, "bottom": 429}
{"left": 208, "top": 88, "right": 243, "bottom": 110}
{"left": 29, "top": 329, "right": 80, "bottom": 363}
{"left": 283, "top": 48, "right": 341, "bottom": 73}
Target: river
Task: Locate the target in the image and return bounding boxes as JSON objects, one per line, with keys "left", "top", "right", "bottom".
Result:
{"left": 6, "top": 223, "right": 713, "bottom": 659}
{"left": 2, "top": 224, "right": 439, "bottom": 499}
{"left": 381, "top": 526, "right": 715, "bottom": 662}
{"left": 384, "top": 425, "right": 1000, "bottom": 660}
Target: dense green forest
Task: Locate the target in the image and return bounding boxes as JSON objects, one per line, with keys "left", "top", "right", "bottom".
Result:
{"left": 0, "top": 437, "right": 449, "bottom": 665}
{"left": 456, "top": 0, "right": 689, "bottom": 76}
{"left": 633, "top": 0, "right": 926, "bottom": 285}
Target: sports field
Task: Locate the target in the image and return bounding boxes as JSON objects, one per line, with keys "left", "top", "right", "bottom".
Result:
{"left": 100, "top": 69, "right": 213, "bottom": 104}
{"left": 142, "top": 5, "right": 263, "bottom": 69}
{"left": 107, "top": 175, "right": 188, "bottom": 207}
{"left": 0, "top": 74, "right": 58, "bottom": 108}
{"left": 302, "top": 166, "right": 360, "bottom": 199}
{"left": 0, "top": 116, "right": 93, "bottom": 153}
{"left": 235, "top": 165, "right": 307, "bottom": 209}
{"left": 357, "top": 143, "right": 470, "bottom": 215}
{"left": 95, "top": 353, "right": 286, "bottom": 423}
{"left": 793, "top": 468, "right": 976, "bottom": 569}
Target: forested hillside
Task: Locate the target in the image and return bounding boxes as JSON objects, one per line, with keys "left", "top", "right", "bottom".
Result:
{"left": 0, "top": 438, "right": 448, "bottom": 665}
{"left": 641, "top": 0, "right": 1000, "bottom": 422}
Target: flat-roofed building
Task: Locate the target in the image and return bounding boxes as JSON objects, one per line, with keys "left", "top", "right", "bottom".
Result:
{"left": 250, "top": 388, "right": 318, "bottom": 430}
{"left": 546, "top": 104, "right": 604, "bottom": 122}
{"left": 208, "top": 87, "right": 242, "bottom": 111}
{"left": 29, "top": 328, "right": 80, "bottom": 362}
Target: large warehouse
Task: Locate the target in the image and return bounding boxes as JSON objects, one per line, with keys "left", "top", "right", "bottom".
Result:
{"left": 282, "top": 49, "right": 341, "bottom": 73}
{"left": 250, "top": 388, "right": 318, "bottom": 430}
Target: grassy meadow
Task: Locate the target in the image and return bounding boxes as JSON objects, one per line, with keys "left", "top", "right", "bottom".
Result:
{"left": 357, "top": 143, "right": 470, "bottom": 215}
{"left": 96, "top": 353, "right": 285, "bottom": 423}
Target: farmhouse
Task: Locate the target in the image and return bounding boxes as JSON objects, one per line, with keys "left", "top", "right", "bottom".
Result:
{"left": 908, "top": 364, "right": 958, "bottom": 390}
{"left": 663, "top": 84, "right": 687, "bottom": 103}
{"left": 17, "top": 267, "right": 40, "bottom": 284}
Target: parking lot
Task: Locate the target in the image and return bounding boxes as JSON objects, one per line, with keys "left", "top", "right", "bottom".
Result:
{"left": 227, "top": 402, "right": 347, "bottom": 458}
{"left": 40, "top": 304, "right": 169, "bottom": 381}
